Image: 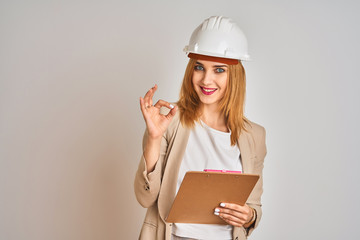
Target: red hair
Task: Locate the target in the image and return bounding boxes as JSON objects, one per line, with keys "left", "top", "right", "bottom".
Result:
{"left": 177, "top": 58, "right": 248, "bottom": 146}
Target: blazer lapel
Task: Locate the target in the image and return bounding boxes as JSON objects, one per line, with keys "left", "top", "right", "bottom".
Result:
{"left": 158, "top": 122, "right": 190, "bottom": 222}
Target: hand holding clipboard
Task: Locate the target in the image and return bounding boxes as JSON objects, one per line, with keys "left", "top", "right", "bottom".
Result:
{"left": 166, "top": 171, "right": 259, "bottom": 224}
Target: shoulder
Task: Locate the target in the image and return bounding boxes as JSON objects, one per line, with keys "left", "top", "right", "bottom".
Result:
{"left": 244, "top": 119, "right": 266, "bottom": 138}
{"left": 243, "top": 119, "right": 267, "bottom": 159}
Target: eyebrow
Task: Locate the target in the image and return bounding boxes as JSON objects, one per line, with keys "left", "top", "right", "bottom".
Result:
{"left": 195, "top": 61, "right": 228, "bottom": 68}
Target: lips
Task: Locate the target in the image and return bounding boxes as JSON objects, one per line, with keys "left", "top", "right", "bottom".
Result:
{"left": 200, "top": 86, "right": 217, "bottom": 95}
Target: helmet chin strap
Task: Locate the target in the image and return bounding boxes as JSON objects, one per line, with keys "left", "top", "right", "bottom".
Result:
{"left": 188, "top": 53, "right": 239, "bottom": 65}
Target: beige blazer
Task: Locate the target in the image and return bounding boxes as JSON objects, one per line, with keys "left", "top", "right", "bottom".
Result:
{"left": 134, "top": 110, "right": 267, "bottom": 240}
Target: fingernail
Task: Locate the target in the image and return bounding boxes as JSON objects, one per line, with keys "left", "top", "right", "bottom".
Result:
{"left": 220, "top": 203, "right": 226, "bottom": 207}
{"left": 214, "top": 212, "right": 219, "bottom": 216}
{"left": 214, "top": 208, "right": 220, "bottom": 213}
{"left": 169, "top": 104, "right": 174, "bottom": 109}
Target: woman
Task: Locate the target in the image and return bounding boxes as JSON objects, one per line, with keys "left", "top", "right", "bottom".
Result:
{"left": 134, "top": 16, "right": 266, "bottom": 240}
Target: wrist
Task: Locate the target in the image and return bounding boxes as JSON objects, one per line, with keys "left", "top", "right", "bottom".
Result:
{"left": 244, "top": 207, "right": 256, "bottom": 228}
{"left": 147, "top": 137, "right": 162, "bottom": 145}
{"left": 143, "top": 137, "right": 162, "bottom": 173}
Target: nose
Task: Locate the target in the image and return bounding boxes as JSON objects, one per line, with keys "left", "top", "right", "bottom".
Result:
{"left": 201, "top": 69, "right": 213, "bottom": 85}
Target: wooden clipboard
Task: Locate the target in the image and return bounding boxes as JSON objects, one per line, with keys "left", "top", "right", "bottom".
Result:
{"left": 165, "top": 171, "right": 259, "bottom": 224}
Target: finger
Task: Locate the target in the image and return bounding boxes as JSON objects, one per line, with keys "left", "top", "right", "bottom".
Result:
{"left": 215, "top": 206, "right": 243, "bottom": 220}
{"left": 220, "top": 202, "right": 247, "bottom": 213}
{"left": 220, "top": 216, "right": 243, "bottom": 228}
{"left": 139, "top": 97, "right": 149, "bottom": 117}
{"left": 216, "top": 207, "right": 247, "bottom": 224}
{"left": 165, "top": 105, "right": 177, "bottom": 120}
{"left": 143, "top": 84, "right": 157, "bottom": 106}
{"left": 219, "top": 211, "right": 247, "bottom": 223}
{"left": 218, "top": 203, "right": 253, "bottom": 224}
{"left": 148, "top": 84, "right": 157, "bottom": 106}
{"left": 153, "top": 101, "right": 177, "bottom": 120}
{"left": 143, "top": 84, "right": 157, "bottom": 100}
{"left": 143, "top": 89, "right": 153, "bottom": 107}
{"left": 221, "top": 213, "right": 243, "bottom": 223}
{"left": 154, "top": 99, "right": 173, "bottom": 109}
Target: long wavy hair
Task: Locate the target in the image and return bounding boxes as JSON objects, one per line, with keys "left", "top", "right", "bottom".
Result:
{"left": 177, "top": 58, "right": 248, "bottom": 146}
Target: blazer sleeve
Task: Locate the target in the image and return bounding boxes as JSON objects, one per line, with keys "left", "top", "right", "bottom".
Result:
{"left": 245, "top": 125, "right": 267, "bottom": 236}
{"left": 134, "top": 128, "right": 169, "bottom": 208}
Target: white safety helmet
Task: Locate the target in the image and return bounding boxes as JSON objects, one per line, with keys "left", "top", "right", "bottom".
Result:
{"left": 184, "top": 16, "right": 250, "bottom": 61}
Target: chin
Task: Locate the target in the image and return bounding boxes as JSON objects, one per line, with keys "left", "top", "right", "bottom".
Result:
{"left": 199, "top": 98, "right": 218, "bottom": 106}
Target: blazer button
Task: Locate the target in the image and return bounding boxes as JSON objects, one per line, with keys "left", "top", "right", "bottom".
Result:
{"left": 144, "top": 185, "right": 150, "bottom": 191}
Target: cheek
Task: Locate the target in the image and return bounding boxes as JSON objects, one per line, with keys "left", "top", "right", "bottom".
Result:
{"left": 219, "top": 76, "right": 228, "bottom": 90}
{"left": 191, "top": 77, "right": 198, "bottom": 93}
{"left": 192, "top": 73, "right": 201, "bottom": 88}
{"left": 192, "top": 72, "right": 199, "bottom": 82}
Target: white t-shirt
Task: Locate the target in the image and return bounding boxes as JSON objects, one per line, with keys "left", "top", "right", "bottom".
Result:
{"left": 172, "top": 120, "right": 242, "bottom": 240}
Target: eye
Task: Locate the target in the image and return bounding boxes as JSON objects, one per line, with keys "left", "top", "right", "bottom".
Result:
{"left": 194, "top": 65, "right": 204, "bottom": 71}
{"left": 215, "top": 68, "right": 225, "bottom": 73}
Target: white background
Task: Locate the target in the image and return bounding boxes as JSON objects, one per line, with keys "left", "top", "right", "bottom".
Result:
{"left": 1, "top": 0, "right": 360, "bottom": 239}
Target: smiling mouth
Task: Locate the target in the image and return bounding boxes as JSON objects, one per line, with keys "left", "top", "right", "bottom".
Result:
{"left": 200, "top": 87, "right": 217, "bottom": 95}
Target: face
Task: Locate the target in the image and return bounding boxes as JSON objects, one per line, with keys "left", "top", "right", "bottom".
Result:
{"left": 192, "top": 59, "right": 228, "bottom": 108}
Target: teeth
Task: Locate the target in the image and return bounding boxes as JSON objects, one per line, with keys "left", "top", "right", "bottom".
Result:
{"left": 202, "top": 88, "right": 216, "bottom": 92}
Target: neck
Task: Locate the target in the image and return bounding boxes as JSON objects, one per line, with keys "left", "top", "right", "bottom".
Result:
{"left": 199, "top": 104, "right": 228, "bottom": 132}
